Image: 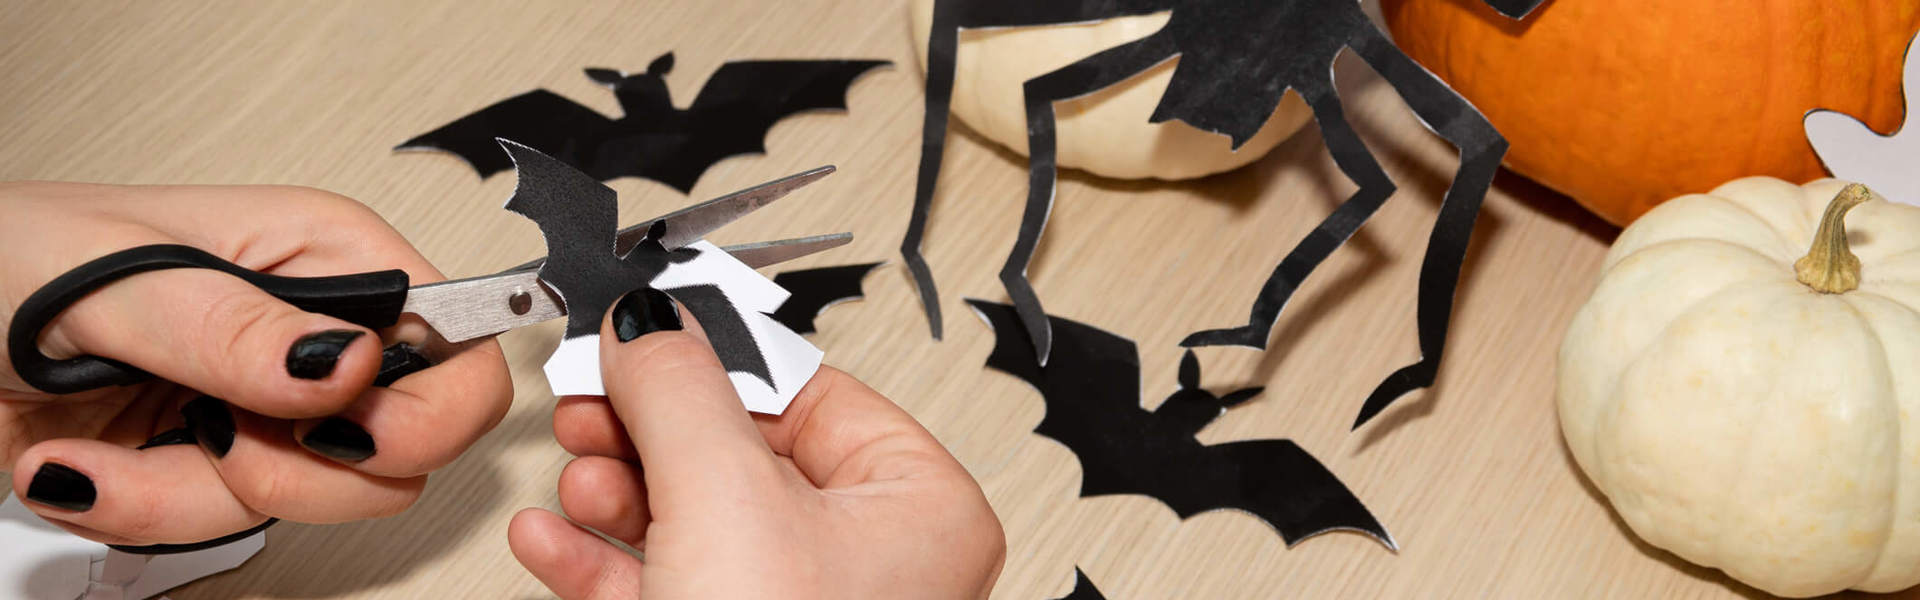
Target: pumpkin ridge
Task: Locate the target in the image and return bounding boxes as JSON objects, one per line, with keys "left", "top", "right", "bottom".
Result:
{"left": 1836, "top": 293, "right": 1913, "bottom": 584}
{"left": 1607, "top": 237, "right": 1786, "bottom": 282}
{"left": 1602, "top": 193, "right": 1799, "bottom": 273}
{"left": 1711, "top": 193, "right": 1806, "bottom": 261}
{"left": 1861, "top": 247, "right": 1920, "bottom": 277}
{"left": 1582, "top": 240, "right": 1787, "bottom": 457}
{"left": 1704, "top": 283, "right": 1815, "bottom": 572}
{"left": 1593, "top": 277, "right": 1789, "bottom": 497}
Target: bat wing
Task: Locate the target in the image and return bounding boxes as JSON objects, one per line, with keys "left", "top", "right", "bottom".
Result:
{"left": 968, "top": 300, "right": 1389, "bottom": 548}
{"left": 671, "top": 60, "right": 888, "bottom": 175}
{"left": 498, "top": 140, "right": 628, "bottom": 339}
{"left": 969, "top": 299, "right": 1169, "bottom": 492}
{"left": 1054, "top": 568, "right": 1106, "bottom": 600}
{"left": 665, "top": 283, "right": 774, "bottom": 388}
{"left": 398, "top": 90, "right": 616, "bottom": 178}
{"left": 967, "top": 299, "right": 1141, "bottom": 411}
{"left": 768, "top": 262, "right": 882, "bottom": 334}
{"left": 1171, "top": 439, "right": 1393, "bottom": 549}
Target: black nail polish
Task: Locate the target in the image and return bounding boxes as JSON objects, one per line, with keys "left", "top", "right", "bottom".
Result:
{"left": 137, "top": 427, "right": 197, "bottom": 450}
{"left": 26, "top": 463, "right": 96, "bottom": 512}
{"left": 374, "top": 343, "right": 433, "bottom": 387}
{"left": 302, "top": 417, "right": 375, "bottom": 463}
{"left": 613, "top": 288, "right": 681, "bottom": 342}
{"left": 182, "top": 396, "right": 236, "bottom": 458}
{"left": 287, "top": 330, "right": 365, "bottom": 380}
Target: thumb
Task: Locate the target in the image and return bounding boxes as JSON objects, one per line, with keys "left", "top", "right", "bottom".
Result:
{"left": 596, "top": 287, "right": 781, "bottom": 505}
{"left": 40, "top": 267, "right": 380, "bottom": 418}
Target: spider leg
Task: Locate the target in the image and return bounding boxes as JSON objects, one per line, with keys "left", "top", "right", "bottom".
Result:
{"left": 905, "top": 1, "right": 1175, "bottom": 341}
{"left": 1179, "top": 78, "right": 1396, "bottom": 355}
{"left": 1013, "top": 29, "right": 1178, "bottom": 365}
{"left": 902, "top": 1, "right": 961, "bottom": 340}
{"left": 1344, "top": 25, "right": 1508, "bottom": 429}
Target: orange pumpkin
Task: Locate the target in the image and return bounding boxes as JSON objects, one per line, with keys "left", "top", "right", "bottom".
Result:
{"left": 1381, "top": 0, "right": 1920, "bottom": 226}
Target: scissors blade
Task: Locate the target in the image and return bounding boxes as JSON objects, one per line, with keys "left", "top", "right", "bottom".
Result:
{"left": 406, "top": 233, "right": 854, "bottom": 343}
{"left": 500, "top": 165, "right": 836, "bottom": 274}
{"left": 638, "top": 165, "right": 836, "bottom": 251}
{"left": 719, "top": 232, "right": 852, "bottom": 269}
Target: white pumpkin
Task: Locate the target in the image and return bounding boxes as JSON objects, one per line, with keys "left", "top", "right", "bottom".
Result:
{"left": 908, "top": 1, "right": 1312, "bottom": 180}
{"left": 1559, "top": 177, "right": 1920, "bottom": 597}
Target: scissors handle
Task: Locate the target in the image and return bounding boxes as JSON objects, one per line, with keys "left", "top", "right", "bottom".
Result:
{"left": 9, "top": 244, "right": 411, "bottom": 394}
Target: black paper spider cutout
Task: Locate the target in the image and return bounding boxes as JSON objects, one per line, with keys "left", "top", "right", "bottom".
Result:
{"left": 902, "top": 0, "right": 1543, "bottom": 428}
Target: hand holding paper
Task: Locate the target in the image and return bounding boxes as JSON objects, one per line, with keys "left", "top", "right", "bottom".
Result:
{"left": 511, "top": 297, "right": 1005, "bottom": 599}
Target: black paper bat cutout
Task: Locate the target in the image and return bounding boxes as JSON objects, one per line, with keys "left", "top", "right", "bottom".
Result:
{"left": 906, "top": 0, "right": 1544, "bottom": 429}
{"left": 969, "top": 299, "right": 1393, "bottom": 549}
{"left": 1054, "top": 568, "right": 1106, "bottom": 600}
{"left": 768, "top": 262, "right": 882, "bottom": 334}
{"left": 500, "top": 139, "right": 772, "bottom": 386}
{"left": 400, "top": 53, "right": 889, "bottom": 193}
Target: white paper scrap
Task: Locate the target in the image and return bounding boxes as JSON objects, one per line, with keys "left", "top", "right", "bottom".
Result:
{"left": 0, "top": 491, "right": 264, "bottom": 600}
{"left": 541, "top": 240, "right": 824, "bottom": 415}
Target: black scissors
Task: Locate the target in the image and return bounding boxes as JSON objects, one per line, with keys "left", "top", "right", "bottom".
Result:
{"left": 9, "top": 166, "right": 850, "bottom": 395}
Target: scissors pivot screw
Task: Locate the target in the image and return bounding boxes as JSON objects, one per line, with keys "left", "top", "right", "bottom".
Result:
{"left": 508, "top": 291, "right": 533, "bottom": 316}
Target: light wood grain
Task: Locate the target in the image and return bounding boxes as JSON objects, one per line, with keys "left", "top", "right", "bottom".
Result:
{"left": 0, "top": 1, "right": 1864, "bottom": 598}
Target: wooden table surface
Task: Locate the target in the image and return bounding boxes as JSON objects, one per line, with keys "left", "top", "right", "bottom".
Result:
{"left": 1, "top": 1, "right": 1867, "bottom": 598}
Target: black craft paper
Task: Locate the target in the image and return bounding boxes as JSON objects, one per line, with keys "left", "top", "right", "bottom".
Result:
{"left": 671, "top": 283, "right": 774, "bottom": 387}
{"left": 1055, "top": 568, "right": 1106, "bottom": 600}
{"left": 969, "top": 299, "right": 1393, "bottom": 548}
{"left": 400, "top": 53, "right": 888, "bottom": 193}
{"left": 768, "top": 262, "right": 882, "bottom": 335}
{"left": 500, "top": 139, "right": 797, "bottom": 399}
{"left": 906, "top": 0, "right": 1542, "bottom": 428}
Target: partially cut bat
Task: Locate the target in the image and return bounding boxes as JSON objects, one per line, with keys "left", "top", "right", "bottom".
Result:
{"left": 499, "top": 139, "right": 822, "bottom": 413}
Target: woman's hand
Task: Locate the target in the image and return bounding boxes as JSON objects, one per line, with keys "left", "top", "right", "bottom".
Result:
{"left": 509, "top": 287, "right": 1005, "bottom": 599}
{"left": 0, "top": 181, "right": 513, "bottom": 546}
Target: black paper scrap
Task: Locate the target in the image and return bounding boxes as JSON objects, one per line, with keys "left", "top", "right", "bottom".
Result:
{"left": 499, "top": 139, "right": 779, "bottom": 388}
{"left": 672, "top": 283, "right": 774, "bottom": 387}
{"left": 768, "top": 262, "right": 883, "bottom": 334}
{"left": 400, "top": 53, "right": 888, "bottom": 193}
{"left": 1054, "top": 567, "right": 1106, "bottom": 600}
{"left": 906, "top": 0, "right": 1540, "bottom": 430}
{"left": 968, "top": 299, "right": 1394, "bottom": 549}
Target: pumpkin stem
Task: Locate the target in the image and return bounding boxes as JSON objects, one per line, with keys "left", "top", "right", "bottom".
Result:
{"left": 1794, "top": 183, "right": 1874, "bottom": 294}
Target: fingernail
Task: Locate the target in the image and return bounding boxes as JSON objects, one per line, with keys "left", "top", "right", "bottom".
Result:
{"left": 287, "top": 330, "right": 365, "bottom": 380}
{"left": 26, "top": 463, "right": 96, "bottom": 512}
{"left": 182, "top": 396, "right": 236, "bottom": 458}
{"left": 301, "top": 417, "right": 375, "bottom": 463}
{"left": 374, "top": 343, "right": 433, "bottom": 387}
{"left": 613, "top": 288, "right": 681, "bottom": 342}
{"left": 137, "top": 427, "right": 196, "bottom": 450}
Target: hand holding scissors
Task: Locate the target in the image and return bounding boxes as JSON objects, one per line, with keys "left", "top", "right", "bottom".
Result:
{"left": 1, "top": 169, "right": 845, "bottom": 549}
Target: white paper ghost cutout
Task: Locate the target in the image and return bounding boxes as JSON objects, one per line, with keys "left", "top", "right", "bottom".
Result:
{"left": 1806, "top": 31, "right": 1920, "bottom": 206}
{"left": 0, "top": 492, "right": 264, "bottom": 600}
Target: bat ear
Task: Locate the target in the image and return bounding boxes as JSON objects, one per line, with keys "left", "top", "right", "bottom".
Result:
{"left": 1177, "top": 350, "right": 1200, "bottom": 390}
{"left": 585, "top": 68, "right": 626, "bottom": 86}
{"left": 1219, "top": 386, "right": 1264, "bottom": 408}
{"left": 648, "top": 52, "right": 676, "bottom": 76}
